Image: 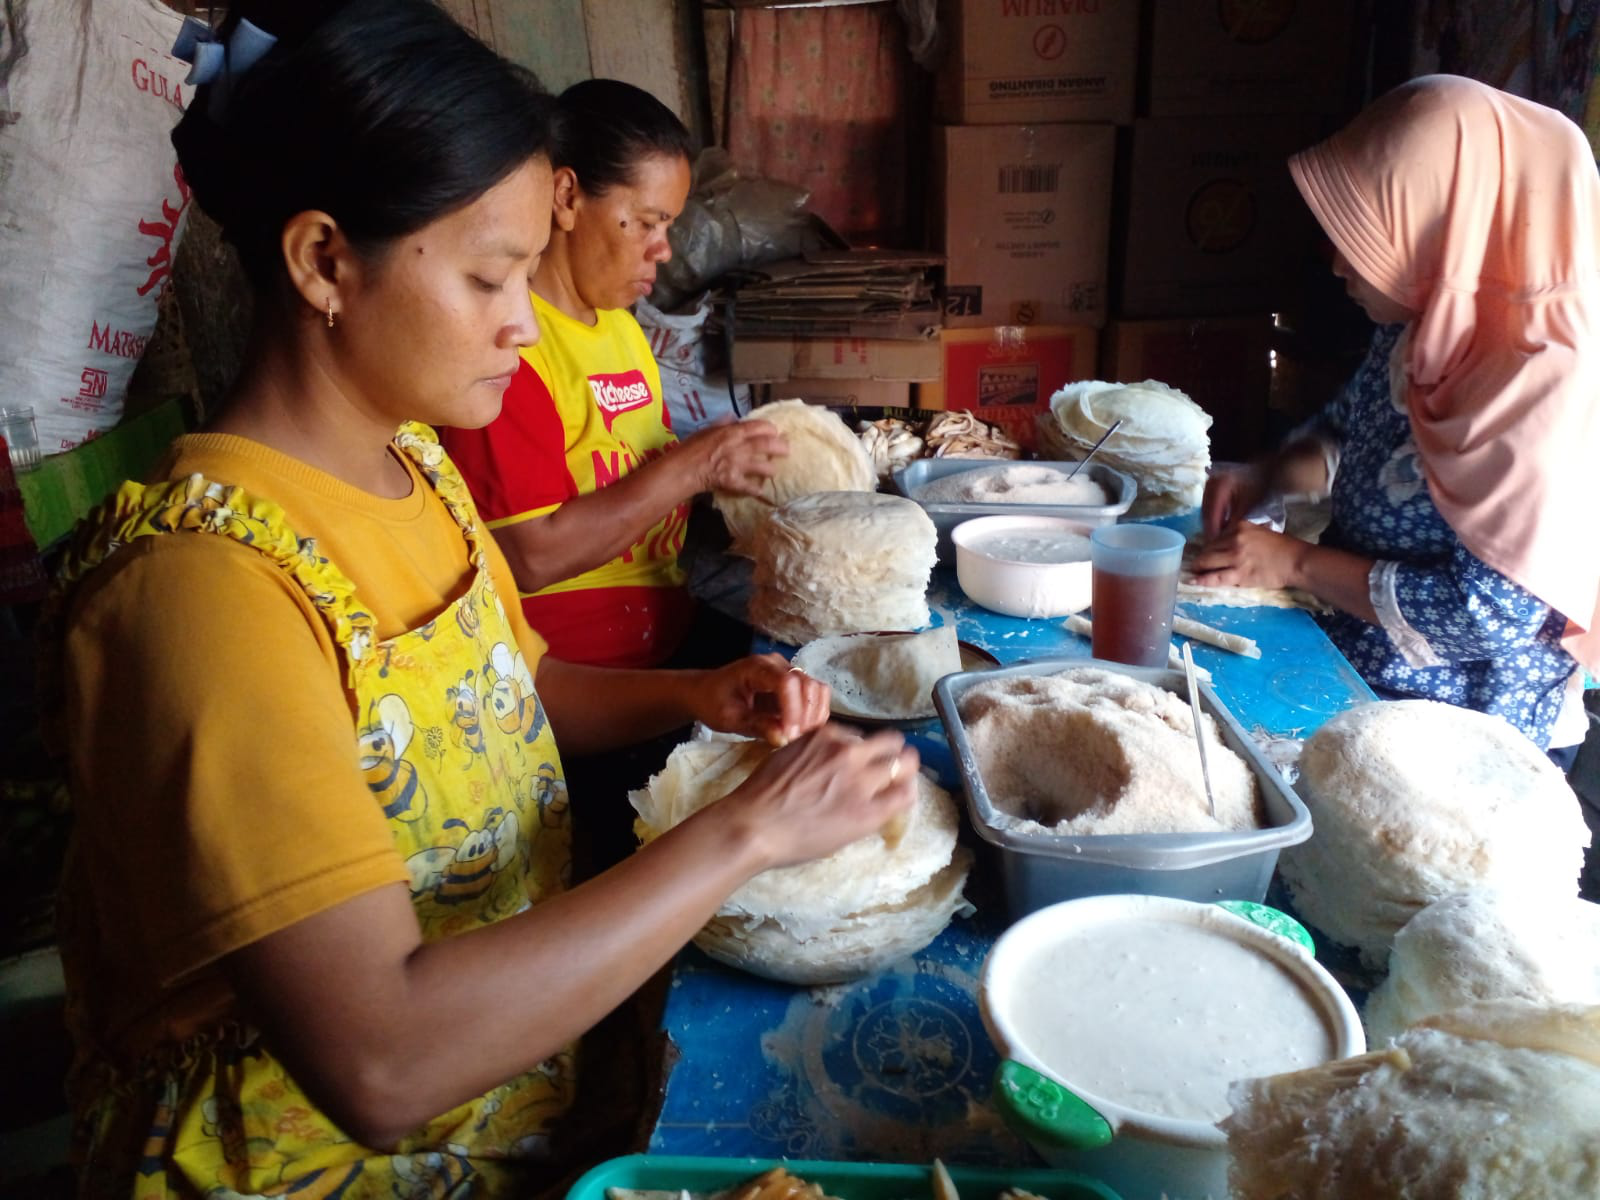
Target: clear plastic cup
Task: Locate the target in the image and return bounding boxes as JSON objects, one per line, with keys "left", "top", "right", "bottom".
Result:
{"left": 1089, "top": 523, "right": 1185, "bottom": 667}
{"left": 0, "top": 405, "right": 41, "bottom": 474}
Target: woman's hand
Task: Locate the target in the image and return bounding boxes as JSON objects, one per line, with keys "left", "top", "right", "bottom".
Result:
{"left": 1201, "top": 464, "right": 1268, "bottom": 539}
{"left": 689, "top": 652, "right": 832, "bottom": 747}
{"left": 682, "top": 419, "right": 789, "bottom": 496}
{"left": 1189, "top": 522, "right": 1308, "bottom": 590}
{"left": 718, "top": 723, "right": 919, "bottom": 871}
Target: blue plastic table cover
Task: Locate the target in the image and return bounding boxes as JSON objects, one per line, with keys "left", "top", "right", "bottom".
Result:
{"left": 651, "top": 558, "right": 1378, "bottom": 1165}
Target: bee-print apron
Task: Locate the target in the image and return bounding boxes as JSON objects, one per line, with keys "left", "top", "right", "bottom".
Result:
{"left": 60, "top": 423, "right": 576, "bottom": 1199}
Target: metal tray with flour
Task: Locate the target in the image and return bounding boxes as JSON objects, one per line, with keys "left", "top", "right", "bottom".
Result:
{"left": 892, "top": 458, "right": 1136, "bottom": 563}
{"left": 933, "top": 657, "right": 1313, "bottom": 917}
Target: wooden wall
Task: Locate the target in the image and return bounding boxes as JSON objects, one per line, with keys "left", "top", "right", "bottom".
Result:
{"left": 438, "top": 0, "right": 709, "bottom": 144}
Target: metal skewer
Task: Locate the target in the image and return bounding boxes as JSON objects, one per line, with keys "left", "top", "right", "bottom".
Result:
{"left": 1065, "top": 418, "right": 1123, "bottom": 481}
{"left": 1181, "top": 640, "right": 1217, "bottom": 820}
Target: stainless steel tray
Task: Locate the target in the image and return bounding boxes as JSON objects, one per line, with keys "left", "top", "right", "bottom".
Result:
{"left": 892, "top": 458, "right": 1136, "bottom": 563}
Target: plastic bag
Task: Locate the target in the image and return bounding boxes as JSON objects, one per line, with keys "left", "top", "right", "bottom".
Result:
{"left": 635, "top": 293, "right": 749, "bottom": 435}
{"left": 0, "top": 0, "right": 189, "bottom": 454}
{"left": 651, "top": 148, "right": 815, "bottom": 311}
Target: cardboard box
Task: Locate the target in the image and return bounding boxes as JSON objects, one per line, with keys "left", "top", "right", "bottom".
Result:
{"left": 1115, "top": 115, "right": 1320, "bottom": 319}
{"left": 935, "top": 123, "right": 1115, "bottom": 330}
{"left": 1146, "top": 0, "right": 1358, "bottom": 117}
{"left": 919, "top": 325, "right": 1098, "bottom": 447}
{"left": 936, "top": 0, "right": 1140, "bottom": 125}
{"left": 731, "top": 336, "right": 943, "bottom": 383}
{"left": 1100, "top": 315, "right": 1274, "bottom": 460}
{"left": 753, "top": 379, "right": 915, "bottom": 409}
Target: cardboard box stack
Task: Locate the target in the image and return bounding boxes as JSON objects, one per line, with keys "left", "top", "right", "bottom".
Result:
{"left": 734, "top": 336, "right": 943, "bottom": 413}
{"left": 927, "top": 0, "right": 1140, "bottom": 444}
{"left": 725, "top": 244, "right": 945, "bottom": 416}
{"left": 1107, "top": 0, "right": 1361, "bottom": 459}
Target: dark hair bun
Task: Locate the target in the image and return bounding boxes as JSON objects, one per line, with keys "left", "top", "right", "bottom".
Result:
{"left": 554, "top": 78, "right": 693, "bottom": 197}
{"left": 172, "top": 0, "right": 555, "bottom": 289}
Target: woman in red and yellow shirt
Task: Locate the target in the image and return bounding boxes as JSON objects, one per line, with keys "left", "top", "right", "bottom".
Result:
{"left": 444, "top": 80, "right": 784, "bottom": 669}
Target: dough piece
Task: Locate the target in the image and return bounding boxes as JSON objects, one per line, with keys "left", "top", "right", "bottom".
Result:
{"left": 914, "top": 462, "right": 1108, "bottom": 507}
{"left": 1177, "top": 576, "right": 1328, "bottom": 612}
{"left": 629, "top": 731, "right": 970, "bottom": 982}
{"left": 957, "top": 667, "right": 1261, "bottom": 835}
{"left": 1178, "top": 541, "right": 1331, "bottom": 612}
{"left": 792, "top": 625, "right": 962, "bottom": 720}
{"left": 694, "top": 856, "right": 972, "bottom": 986}
{"left": 1043, "top": 380, "right": 1212, "bottom": 511}
{"left": 1364, "top": 890, "right": 1600, "bottom": 1044}
{"left": 1281, "top": 700, "right": 1592, "bottom": 968}
{"left": 1171, "top": 615, "right": 1261, "bottom": 658}
{"left": 1224, "top": 1002, "right": 1600, "bottom": 1200}
{"left": 857, "top": 418, "right": 923, "bottom": 478}
{"left": 1422, "top": 998, "right": 1600, "bottom": 1068}
{"left": 923, "top": 410, "right": 1022, "bottom": 460}
{"left": 714, "top": 399, "right": 876, "bottom": 550}
{"left": 1059, "top": 614, "right": 1213, "bottom": 679}
{"left": 748, "top": 491, "right": 937, "bottom": 643}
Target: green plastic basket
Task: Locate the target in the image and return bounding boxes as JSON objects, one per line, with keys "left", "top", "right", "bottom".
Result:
{"left": 566, "top": 1154, "right": 1122, "bottom": 1200}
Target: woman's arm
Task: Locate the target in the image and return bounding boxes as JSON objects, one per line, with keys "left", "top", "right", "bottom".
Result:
{"left": 535, "top": 651, "right": 831, "bottom": 753}
{"left": 493, "top": 420, "right": 786, "bottom": 593}
{"left": 1188, "top": 524, "right": 1378, "bottom": 623}
{"left": 224, "top": 721, "right": 917, "bottom": 1149}
{"left": 1201, "top": 436, "right": 1336, "bottom": 538}
{"left": 1371, "top": 543, "right": 1558, "bottom": 666}
{"left": 1187, "top": 528, "right": 1560, "bottom": 657}
{"left": 1201, "top": 325, "right": 1388, "bottom": 539}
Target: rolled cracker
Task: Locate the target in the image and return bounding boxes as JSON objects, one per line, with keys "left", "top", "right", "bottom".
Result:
{"left": 1172, "top": 615, "right": 1261, "bottom": 659}
{"left": 1061, "top": 615, "right": 1212, "bottom": 680}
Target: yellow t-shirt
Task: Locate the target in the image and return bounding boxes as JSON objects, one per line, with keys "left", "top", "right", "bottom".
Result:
{"left": 441, "top": 293, "right": 693, "bottom": 667}
{"left": 60, "top": 431, "right": 548, "bottom": 1064}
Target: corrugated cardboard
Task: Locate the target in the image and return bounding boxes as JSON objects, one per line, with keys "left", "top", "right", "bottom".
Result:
{"left": 919, "top": 325, "right": 1098, "bottom": 447}
{"left": 753, "top": 379, "right": 915, "bottom": 409}
{"left": 936, "top": 0, "right": 1140, "bottom": 125}
{"left": 1114, "top": 115, "right": 1320, "bottom": 319}
{"left": 935, "top": 123, "right": 1115, "bottom": 330}
{"left": 732, "top": 336, "right": 943, "bottom": 383}
{"left": 726, "top": 247, "right": 943, "bottom": 340}
{"left": 1100, "top": 315, "right": 1274, "bottom": 460}
{"left": 1146, "top": 0, "right": 1358, "bottom": 117}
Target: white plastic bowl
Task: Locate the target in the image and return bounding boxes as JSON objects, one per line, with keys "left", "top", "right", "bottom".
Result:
{"left": 953, "top": 514, "right": 1094, "bottom": 619}
{"left": 981, "top": 895, "right": 1365, "bottom": 1200}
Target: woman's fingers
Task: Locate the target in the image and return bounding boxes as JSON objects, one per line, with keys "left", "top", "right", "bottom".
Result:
{"left": 706, "top": 422, "right": 789, "bottom": 494}
{"left": 767, "top": 664, "right": 830, "bottom": 745}
{"left": 733, "top": 725, "right": 918, "bottom": 868}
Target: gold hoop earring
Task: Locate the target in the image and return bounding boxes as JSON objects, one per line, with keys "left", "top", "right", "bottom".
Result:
{"left": 326, "top": 299, "right": 336, "bottom": 329}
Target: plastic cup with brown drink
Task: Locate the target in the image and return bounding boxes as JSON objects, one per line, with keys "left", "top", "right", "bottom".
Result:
{"left": 1089, "top": 524, "right": 1185, "bottom": 667}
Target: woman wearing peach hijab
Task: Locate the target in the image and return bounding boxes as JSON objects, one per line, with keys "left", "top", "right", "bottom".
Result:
{"left": 1194, "top": 75, "right": 1600, "bottom": 761}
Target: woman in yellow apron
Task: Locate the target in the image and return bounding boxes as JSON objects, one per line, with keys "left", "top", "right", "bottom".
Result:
{"left": 50, "top": 4, "right": 918, "bottom": 1197}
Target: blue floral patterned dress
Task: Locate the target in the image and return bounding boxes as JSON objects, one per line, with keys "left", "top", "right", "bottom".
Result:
{"left": 1306, "top": 324, "right": 1578, "bottom": 748}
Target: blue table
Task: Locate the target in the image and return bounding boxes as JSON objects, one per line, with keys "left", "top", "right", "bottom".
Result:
{"left": 649, "top": 565, "right": 1378, "bottom": 1165}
